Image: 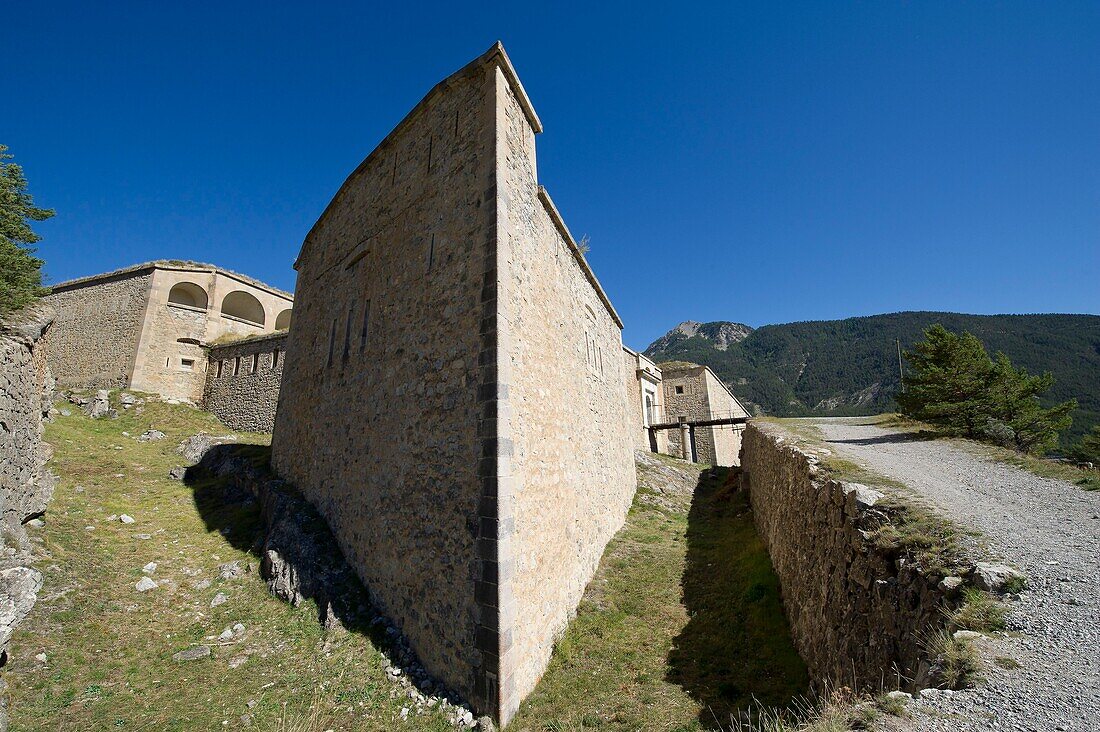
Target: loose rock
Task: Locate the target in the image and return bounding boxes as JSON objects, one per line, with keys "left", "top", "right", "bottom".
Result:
{"left": 172, "top": 645, "right": 211, "bottom": 662}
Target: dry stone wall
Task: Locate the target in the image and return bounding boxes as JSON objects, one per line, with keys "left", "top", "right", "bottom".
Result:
{"left": 43, "top": 270, "right": 152, "bottom": 389}
{"left": 741, "top": 422, "right": 955, "bottom": 690}
{"left": 203, "top": 333, "right": 287, "bottom": 432}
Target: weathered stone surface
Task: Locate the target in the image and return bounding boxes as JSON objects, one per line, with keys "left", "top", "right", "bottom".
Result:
{"left": 971, "top": 562, "right": 1026, "bottom": 593}
{"left": 0, "top": 567, "right": 42, "bottom": 651}
{"left": 135, "top": 577, "right": 157, "bottom": 592}
{"left": 201, "top": 333, "right": 286, "bottom": 433}
{"left": 177, "top": 433, "right": 238, "bottom": 465}
{"left": 136, "top": 429, "right": 166, "bottom": 442}
{"left": 270, "top": 43, "right": 637, "bottom": 725}
{"left": 84, "top": 389, "right": 110, "bottom": 419}
{"left": 172, "top": 645, "right": 211, "bottom": 662}
{"left": 740, "top": 422, "right": 971, "bottom": 693}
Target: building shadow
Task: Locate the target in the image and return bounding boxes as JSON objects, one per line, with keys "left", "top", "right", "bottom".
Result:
{"left": 823, "top": 429, "right": 938, "bottom": 447}
{"left": 182, "top": 444, "right": 445, "bottom": 693}
{"left": 666, "top": 468, "right": 809, "bottom": 729}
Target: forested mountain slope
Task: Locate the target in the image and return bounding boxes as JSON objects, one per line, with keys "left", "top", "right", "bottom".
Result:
{"left": 643, "top": 312, "right": 1100, "bottom": 447}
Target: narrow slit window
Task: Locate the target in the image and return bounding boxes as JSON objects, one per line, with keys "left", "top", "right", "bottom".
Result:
{"left": 360, "top": 300, "right": 371, "bottom": 352}
{"left": 249, "top": 354, "right": 257, "bottom": 374}
{"left": 216, "top": 360, "right": 223, "bottom": 378}
{"left": 165, "top": 357, "right": 171, "bottom": 368}
{"left": 234, "top": 356, "right": 241, "bottom": 376}
{"left": 427, "top": 234, "right": 435, "bottom": 272}
{"left": 327, "top": 318, "right": 337, "bottom": 367}
{"left": 343, "top": 300, "right": 355, "bottom": 361}
{"left": 272, "top": 349, "right": 281, "bottom": 369}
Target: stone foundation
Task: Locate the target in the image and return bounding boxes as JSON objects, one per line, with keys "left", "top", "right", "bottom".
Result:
{"left": 203, "top": 333, "right": 287, "bottom": 432}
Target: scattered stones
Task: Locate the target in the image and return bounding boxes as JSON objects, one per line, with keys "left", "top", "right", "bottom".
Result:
{"left": 172, "top": 645, "right": 211, "bottom": 662}
{"left": 210, "top": 592, "right": 228, "bottom": 607}
{"left": 194, "top": 579, "right": 212, "bottom": 591}
{"left": 939, "top": 576, "right": 964, "bottom": 593}
{"left": 118, "top": 393, "right": 136, "bottom": 406}
{"left": 953, "top": 630, "right": 983, "bottom": 641}
{"left": 134, "top": 533, "right": 152, "bottom": 540}
{"left": 34, "top": 652, "right": 47, "bottom": 663}
{"left": 59, "top": 409, "right": 71, "bottom": 417}
{"left": 119, "top": 514, "right": 135, "bottom": 524}
{"left": 886, "top": 690, "right": 912, "bottom": 701}
{"left": 217, "top": 560, "right": 248, "bottom": 581}
{"left": 137, "top": 429, "right": 166, "bottom": 442}
{"left": 228, "top": 655, "right": 248, "bottom": 669}
{"left": 168, "top": 466, "right": 187, "bottom": 481}
{"left": 84, "top": 390, "right": 111, "bottom": 419}
{"left": 142, "top": 562, "right": 157, "bottom": 575}
{"left": 135, "top": 577, "right": 157, "bottom": 592}
{"left": 25, "top": 518, "right": 44, "bottom": 529}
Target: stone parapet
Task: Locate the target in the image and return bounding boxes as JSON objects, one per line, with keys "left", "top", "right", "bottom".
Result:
{"left": 203, "top": 332, "right": 288, "bottom": 432}
{"left": 741, "top": 421, "right": 960, "bottom": 690}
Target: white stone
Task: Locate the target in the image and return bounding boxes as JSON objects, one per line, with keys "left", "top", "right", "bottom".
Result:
{"left": 135, "top": 577, "right": 157, "bottom": 592}
{"left": 142, "top": 562, "right": 157, "bottom": 575}
{"left": 120, "top": 514, "right": 136, "bottom": 524}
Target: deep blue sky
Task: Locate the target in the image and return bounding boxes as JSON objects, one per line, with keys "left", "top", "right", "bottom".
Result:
{"left": 7, "top": 2, "right": 1098, "bottom": 349}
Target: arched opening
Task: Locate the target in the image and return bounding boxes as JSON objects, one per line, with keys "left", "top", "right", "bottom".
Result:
{"left": 221, "top": 291, "right": 266, "bottom": 327}
{"left": 167, "top": 282, "right": 208, "bottom": 310}
{"left": 274, "top": 308, "right": 292, "bottom": 330}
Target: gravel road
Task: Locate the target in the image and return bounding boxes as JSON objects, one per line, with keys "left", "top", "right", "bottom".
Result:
{"left": 805, "top": 418, "right": 1100, "bottom": 732}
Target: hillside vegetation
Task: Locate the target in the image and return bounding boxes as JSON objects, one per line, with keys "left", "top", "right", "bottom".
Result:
{"left": 644, "top": 312, "right": 1100, "bottom": 447}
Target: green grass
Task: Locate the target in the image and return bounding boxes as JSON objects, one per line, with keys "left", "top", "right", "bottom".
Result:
{"left": 7, "top": 393, "right": 454, "bottom": 731}
{"left": 950, "top": 590, "right": 1007, "bottom": 634}
{"left": 512, "top": 464, "right": 809, "bottom": 731}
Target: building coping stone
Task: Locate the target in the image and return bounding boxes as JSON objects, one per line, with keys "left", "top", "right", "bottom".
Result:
{"left": 48, "top": 260, "right": 294, "bottom": 301}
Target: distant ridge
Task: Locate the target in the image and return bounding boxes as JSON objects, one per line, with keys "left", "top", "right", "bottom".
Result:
{"left": 644, "top": 312, "right": 1100, "bottom": 448}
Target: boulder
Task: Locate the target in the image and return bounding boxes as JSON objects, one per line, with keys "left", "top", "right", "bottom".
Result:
{"left": 177, "top": 434, "right": 239, "bottom": 465}
{"left": 137, "top": 429, "right": 166, "bottom": 443}
{"left": 0, "top": 567, "right": 42, "bottom": 653}
{"left": 971, "top": 562, "right": 1026, "bottom": 593}
{"left": 85, "top": 390, "right": 111, "bottom": 419}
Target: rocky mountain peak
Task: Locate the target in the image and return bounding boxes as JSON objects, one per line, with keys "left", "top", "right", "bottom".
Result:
{"left": 646, "top": 321, "right": 755, "bottom": 355}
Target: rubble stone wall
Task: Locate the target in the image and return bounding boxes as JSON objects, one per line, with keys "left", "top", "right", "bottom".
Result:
{"left": 203, "top": 333, "right": 288, "bottom": 432}
{"left": 43, "top": 270, "right": 152, "bottom": 389}
{"left": 740, "top": 421, "right": 954, "bottom": 689}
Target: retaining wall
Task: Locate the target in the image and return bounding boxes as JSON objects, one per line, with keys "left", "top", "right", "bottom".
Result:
{"left": 741, "top": 421, "right": 954, "bottom": 689}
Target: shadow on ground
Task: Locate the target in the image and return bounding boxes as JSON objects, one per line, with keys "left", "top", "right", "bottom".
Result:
{"left": 182, "top": 444, "right": 410, "bottom": 675}
{"left": 667, "top": 468, "right": 809, "bottom": 729}
{"left": 824, "top": 429, "right": 938, "bottom": 447}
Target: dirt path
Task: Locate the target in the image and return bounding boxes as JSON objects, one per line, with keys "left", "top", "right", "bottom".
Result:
{"left": 806, "top": 417, "right": 1100, "bottom": 732}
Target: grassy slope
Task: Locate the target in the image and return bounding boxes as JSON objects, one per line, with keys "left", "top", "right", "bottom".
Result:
{"left": 8, "top": 396, "right": 454, "bottom": 731}
{"left": 511, "top": 459, "right": 807, "bottom": 731}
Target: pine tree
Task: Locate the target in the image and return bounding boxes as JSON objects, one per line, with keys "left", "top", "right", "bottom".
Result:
{"left": 895, "top": 325, "right": 992, "bottom": 438}
{"left": 896, "top": 325, "right": 1074, "bottom": 453}
{"left": 0, "top": 144, "right": 53, "bottom": 315}
{"left": 1070, "top": 426, "right": 1100, "bottom": 464}
{"left": 982, "top": 353, "right": 1076, "bottom": 454}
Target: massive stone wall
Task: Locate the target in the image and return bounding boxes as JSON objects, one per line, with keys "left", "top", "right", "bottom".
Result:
{"left": 496, "top": 68, "right": 636, "bottom": 713}
{"left": 741, "top": 422, "right": 956, "bottom": 689}
{"left": 0, "top": 305, "right": 57, "bottom": 731}
{"left": 273, "top": 44, "right": 637, "bottom": 724}
{"left": 203, "top": 333, "right": 287, "bottom": 432}
{"left": 272, "top": 48, "right": 496, "bottom": 718}
{"left": 43, "top": 270, "right": 152, "bottom": 389}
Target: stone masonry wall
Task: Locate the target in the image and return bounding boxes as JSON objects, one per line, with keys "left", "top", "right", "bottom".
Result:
{"left": 204, "top": 333, "right": 287, "bottom": 432}
{"left": 0, "top": 304, "right": 57, "bottom": 732}
{"left": 702, "top": 368, "right": 744, "bottom": 466}
{"left": 271, "top": 54, "right": 495, "bottom": 717}
{"left": 741, "top": 422, "right": 955, "bottom": 689}
{"left": 43, "top": 270, "right": 152, "bottom": 389}
{"left": 663, "top": 366, "right": 717, "bottom": 463}
{"left": 496, "top": 68, "right": 636, "bottom": 717}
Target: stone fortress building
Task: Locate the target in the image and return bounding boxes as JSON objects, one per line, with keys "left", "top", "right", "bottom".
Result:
{"left": 42, "top": 43, "right": 748, "bottom": 726}
{"left": 43, "top": 261, "right": 292, "bottom": 403}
